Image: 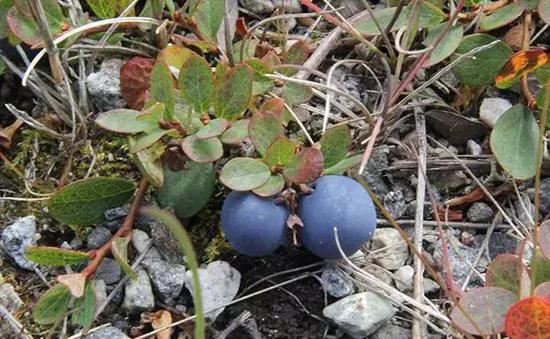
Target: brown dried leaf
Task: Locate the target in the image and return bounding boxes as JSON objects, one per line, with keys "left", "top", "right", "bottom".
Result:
{"left": 151, "top": 310, "right": 172, "bottom": 339}
{"left": 56, "top": 272, "right": 86, "bottom": 298}
{"left": 120, "top": 57, "right": 155, "bottom": 110}
{"left": 0, "top": 119, "right": 23, "bottom": 150}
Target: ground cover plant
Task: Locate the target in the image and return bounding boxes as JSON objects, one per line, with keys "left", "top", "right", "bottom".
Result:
{"left": 0, "top": 0, "right": 549, "bottom": 338}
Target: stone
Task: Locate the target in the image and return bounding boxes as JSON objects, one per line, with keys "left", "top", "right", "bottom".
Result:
{"left": 131, "top": 229, "right": 161, "bottom": 262}
{"left": 466, "top": 139, "right": 482, "bottom": 156}
{"left": 86, "top": 59, "right": 125, "bottom": 111}
{"left": 273, "top": 0, "right": 302, "bottom": 12}
{"left": 370, "top": 323, "right": 412, "bottom": 339}
{"left": 87, "top": 226, "right": 112, "bottom": 250}
{"left": 383, "top": 190, "right": 407, "bottom": 219}
{"left": 362, "top": 148, "right": 390, "bottom": 196}
{"left": 0, "top": 283, "right": 23, "bottom": 313}
{"left": 1, "top": 216, "right": 37, "bottom": 270}
{"left": 466, "top": 202, "right": 494, "bottom": 223}
{"left": 185, "top": 261, "right": 240, "bottom": 322}
{"left": 479, "top": 97, "right": 512, "bottom": 128}
{"left": 95, "top": 258, "right": 122, "bottom": 285}
{"left": 360, "top": 264, "right": 393, "bottom": 287}
{"left": 84, "top": 325, "right": 130, "bottom": 339}
{"left": 370, "top": 228, "right": 409, "bottom": 271}
{"left": 123, "top": 268, "right": 155, "bottom": 313}
{"left": 488, "top": 232, "right": 518, "bottom": 258}
{"left": 94, "top": 279, "right": 108, "bottom": 309}
{"left": 239, "top": 0, "right": 274, "bottom": 14}
{"left": 70, "top": 237, "right": 84, "bottom": 250}
{"left": 142, "top": 257, "right": 186, "bottom": 303}
{"left": 539, "top": 177, "right": 550, "bottom": 216}
{"left": 515, "top": 196, "right": 534, "bottom": 228}
{"left": 149, "top": 217, "right": 185, "bottom": 265}
{"left": 321, "top": 266, "right": 355, "bottom": 298}
{"left": 323, "top": 292, "right": 395, "bottom": 337}
{"left": 423, "top": 278, "right": 440, "bottom": 294}
{"left": 394, "top": 265, "right": 414, "bottom": 292}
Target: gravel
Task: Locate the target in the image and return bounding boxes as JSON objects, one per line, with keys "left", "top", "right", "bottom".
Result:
{"left": 1, "top": 216, "right": 37, "bottom": 270}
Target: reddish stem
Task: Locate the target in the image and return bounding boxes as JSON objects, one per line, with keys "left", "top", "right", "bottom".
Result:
{"left": 81, "top": 179, "right": 149, "bottom": 278}
{"left": 299, "top": 0, "right": 344, "bottom": 28}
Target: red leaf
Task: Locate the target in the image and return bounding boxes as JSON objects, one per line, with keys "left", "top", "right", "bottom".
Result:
{"left": 120, "top": 57, "right": 154, "bottom": 110}
{"left": 283, "top": 147, "right": 324, "bottom": 184}
{"left": 495, "top": 49, "right": 549, "bottom": 89}
{"left": 259, "top": 98, "right": 285, "bottom": 119}
{"left": 505, "top": 297, "right": 550, "bottom": 339}
{"left": 486, "top": 253, "right": 530, "bottom": 297}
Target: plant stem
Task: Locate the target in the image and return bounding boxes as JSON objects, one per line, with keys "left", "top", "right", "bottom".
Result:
{"left": 81, "top": 179, "right": 149, "bottom": 278}
{"left": 520, "top": 12, "right": 534, "bottom": 105}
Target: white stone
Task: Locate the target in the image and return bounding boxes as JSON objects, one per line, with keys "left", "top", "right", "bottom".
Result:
{"left": 370, "top": 228, "right": 409, "bottom": 271}
{"left": 479, "top": 98, "right": 512, "bottom": 128}
{"left": 394, "top": 265, "right": 414, "bottom": 291}
{"left": 123, "top": 269, "right": 154, "bottom": 313}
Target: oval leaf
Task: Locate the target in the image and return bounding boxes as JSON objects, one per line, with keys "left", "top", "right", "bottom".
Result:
{"left": 95, "top": 109, "right": 155, "bottom": 134}
{"left": 48, "top": 177, "right": 135, "bottom": 225}
{"left": 196, "top": 118, "right": 228, "bottom": 139}
{"left": 33, "top": 284, "right": 71, "bottom": 325}
{"left": 504, "top": 297, "right": 550, "bottom": 338}
{"left": 450, "top": 287, "right": 518, "bottom": 336}
{"left": 535, "top": 282, "right": 550, "bottom": 298}
{"left": 324, "top": 154, "right": 362, "bottom": 175}
{"left": 112, "top": 236, "right": 137, "bottom": 281}
{"left": 531, "top": 250, "right": 550, "bottom": 287}
{"left": 193, "top": 0, "right": 224, "bottom": 42}
{"left": 220, "top": 119, "right": 249, "bottom": 145}
{"left": 486, "top": 253, "right": 530, "bottom": 297}
{"left": 220, "top": 157, "right": 271, "bottom": 191}
{"left": 130, "top": 129, "right": 170, "bottom": 153}
{"left": 541, "top": 221, "right": 550, "bottom": 260}
{"left": 25, "top": 246, "right": 89, "bottom": 266}
{"left": 150, "top": 61, "right": 175, "bottom": 119}
{"left": 479, "top": 3, "right": 524, "bottom": 32}
{"left": 181, "top": 135, "right": 223, "bottom": 163}
{"left": 120, "top": 57, "right": 154, "bottom": 110}
{"left": 249, "top": 113, "right": 283, "bottom": 156}
{"left": 490, "top": 104, "right": 539, "bottom": 180}
{"left": 72, "top": 280, "right": 96, "bottom": 328}
{"left": 158, "top": 45, "right": 198, "bottom": 70}
{"left": 320, "top": 126, "right": 352, "bottom": 168}
{"left": 156, "top": 162, "right": 215, "bottom": 218}
{"left": 214, "top": 64, "right": 254, "bottom": 120}
{"left": 252, "top": 175, "right": 285, "bottom": 197}
{"left": 540, "top": 0, "right": 550, "bottom": 25}
{"left": 495, "top": 49, "right": 549, "bottom": 89}
{"left": 281, "top": 82, "right": 313, "bottom": 105}
{"left": 423, "top": 24, "right": 464, "bottom": 67}
{"left": 454, "top": 34, "right": 513, "bottom": 86}
{"left": 283, "top": 147, "right": 324, "bottom": 184}
{"left": 264, "top": 136, "right": 297, "bottom": 168}
{"left": 178, "top": 55, "right": 213, "bottom": 114}
{"left": 259, "top": 98, "right": 285, "bottom": 118}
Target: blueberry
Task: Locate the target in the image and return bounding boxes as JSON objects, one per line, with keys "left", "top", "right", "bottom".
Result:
{"left": 221, "top": 191, "right": 289, "bottom": 256}
{"left": 298, "top": 175, "right": 377, "bottom": 259}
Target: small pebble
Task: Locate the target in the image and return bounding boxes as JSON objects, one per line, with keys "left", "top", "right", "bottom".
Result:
{"left": 87, "top": 226, "right": 112, "bottom": 250}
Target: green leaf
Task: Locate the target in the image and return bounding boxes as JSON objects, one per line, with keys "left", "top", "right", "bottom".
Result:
{"left": 141, "top": 208, "right": 205, "bottom": 339}
{"left": 324, "top": 154, "right": 363, "bottom": 175}
{"left": 264, "top": 136, "right": 297, "bottom": 168}
{"left": 112, "top": 237, "right": 137, "bottom": 280}
{"left": 283, "top": 147, "right": 324, "bottom": 184}
{"left": 72, "top": 280, "right": 96, "bottom": 328}
{"left": 196, "top": 118, "right": 228, "bottom": 139}
{"left": 130, "top": 129, "right": 170, "bottom": 153}
{"left": 423, "top": 23, "right": 463, "bottom": 67}
{"left": 244, "top": 58, "right": 274, "bottom": 95}
{"left": 48, "top": 177, "right": 135, "bottom": 225}
{"left": 7, "top": 6, "right": 40, "bottom": 45}
{"left": 178, "top": 55, "right": 213, "bottom": 114}
{"left": 252, "top": 174, "right": 285, "bottom": 197}
{"left": 535, "top": 65, "right": 550, "bottom": 85}
{"left": 353, "top": 2, "right": 445, "bottom": 35}
{"left": 479, "top": 3, "right": 524, "bottom": 31}
{"left": 220, "top": 119, "right": 249, "bottom": 145}
{"left": 540, "top": 0, "right": 550, "bottom": 24}
{"left": 33, "top": 284, "right": 71, "bottom": 325}
{"left": 158, "top": 45, "right": 198, "bottom": 70}
{"left": 214, "top": 64, "right": 254, "bottom": 120}
{"left": 281, "top": 82, "right": 313, "bottom": 105}
{"left": 220, "top": 157, "right": 271, "bottom": 191}
{"left": 532, "top": 250, "right": 550, "bottom": 287}
{"left": 282, "top": 40, "right": 311, "bottom": 75}
{"left": 150, "top": 62, "right": 175, "bottom": 119}
{"left": 156, "top": 162, "right": 215, "bottom": 218}
{"left": 130, "top": 141, "right": 164, "bottom": 188}
{"left": 490, "top": 104, "right": 539, "bottom": 180}
{"left": 24, "top": 246, "right": 89, "bottom": 266}
{"left": 248, "top": 113, "right": 283, "bottom": 156}
{"left": 320, "top": 126, "right": 351, "bottom": 168}
{"left": 0, "top": 0, "right": 13, "bottom": 39}
{"left": 453, "top": 33, "right": 512, "bottom": 86}
{"left": 193, "top": 0, "right": 224, "bottom": 42}
{"left": 86, "top": 0, "right": 116, "bottom": 18}
{"left": 450, "top": 287, "right": 518, "bottom": 335}
{"left": 181, "top": 135, "right": 223, "bottom": 163}
{"left": 486, "top": 254, "right": 529, "bottom": 297}
{"left": 95, "top": 109, "right": 155, "bottom": 134}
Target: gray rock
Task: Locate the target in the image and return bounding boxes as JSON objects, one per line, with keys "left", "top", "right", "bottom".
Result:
{"left": 94, "top": 279, "right": 108, "bottom": 308}
{"left": 95, "top": 258, "right": 122, "bottom": 285}
{"left": 1, "top": 216, "right": 37, "bottom": 270}
{"left": 362, "top": 148, "right": 390, "bottom": 196}
{"left": 123, "top": 268, "right": 155, "bottom": 313}
{"left": 185, "top": 261, "right": 240, "bottom": 322}
{"left": 515, "top": 196, "right": 534, "bottom": 228}
{"left": 423, "top": 278, "right": 440, "bottom": 294}
{"left": 370, "top": 323, "right": 411, "bottom": 339}
{"left": 105, "top": 207, "right": 129, "bottom": 221}
{"left": 70, "top": 237, "right": 84, "bottom": 250}
{"left": 466, "top": 202, "right": 494, "bottom": 223}
{"left": 466, "top": 139, "right": 482, "bottom": 156}
{"left": 84, "top": 325, "right": 129, "bottom": 339}
{"left": 240, "top": 0, "right": 274, "bottom": 14}
{"left": 131, "top": 229, "right": 161, "bottom": 262}
{"left": 479, "top": 97, "right": 512, "bottom": 128}
{"left": 370, "top": 228, "right": 409, "bottom": 271}
{"left": 360, "top": 264, "right": 393, "bottom": 287}
{"left": 383, "top": 190, "right": 407, "bottom": 219}
{"left": 143, "top": 258, "right": 186, "bottom": 303}
{"left": 394, "top": 265, "right": 414, "bottom": 292}
{"left": 0, "top": 283, "right": 23, "bottom": 313}
{"left": 323, "top": 292, "right": 395, "bottom": 338}
{"left": 86, "top": 59, "right": 125, "bottom": 111}
{"left": 321, "top": 267, "right": 355, "bottom": 298}
{"left": 273, "top": 0, "right": 301, "bottom": 12}
{"left": 87, "top": 226, "right": 112, "bottom": 250}
{"left": 488, "top": 232, "right": 518, "bottom": 258}
{"left": 149, "top": 217, "right": 184, "bottom": 265}
{"left": 539, "top": 177, "right": 550, "bottom": 216}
